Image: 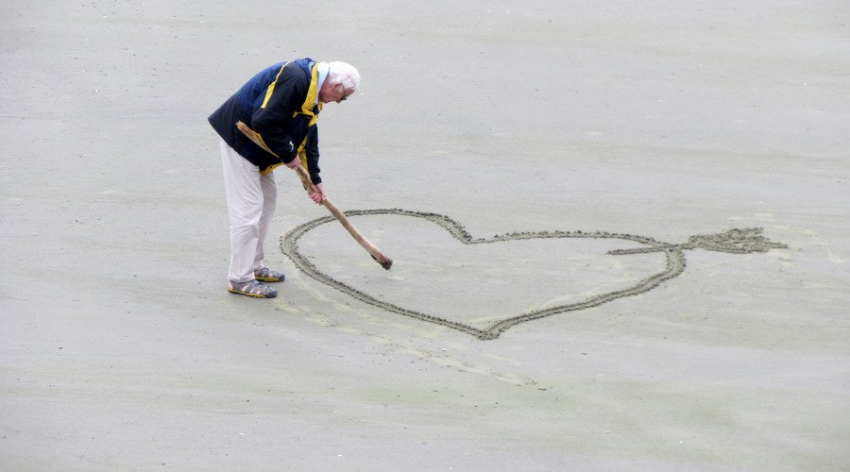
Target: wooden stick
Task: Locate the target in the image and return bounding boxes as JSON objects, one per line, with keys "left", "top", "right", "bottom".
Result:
{"left": 236, "top": 121, "right": 393, "bottom": 270}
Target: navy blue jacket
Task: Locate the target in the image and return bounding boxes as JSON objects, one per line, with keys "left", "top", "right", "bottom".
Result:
{"left": 209, "top": 58, "right": 322, "bottom": 182}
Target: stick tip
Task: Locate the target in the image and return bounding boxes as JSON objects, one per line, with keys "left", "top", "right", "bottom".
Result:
{"left": 371, "top": 254, "right": 393, "bottom": 270}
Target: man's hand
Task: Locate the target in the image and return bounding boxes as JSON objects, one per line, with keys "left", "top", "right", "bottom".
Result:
{"left": 309, "top": 182, "right": 326, "bottom": 204}
{"left": 285, "top": 158, "right": 301, "bottom": 170}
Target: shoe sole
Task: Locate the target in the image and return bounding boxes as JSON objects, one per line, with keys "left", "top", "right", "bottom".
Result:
{"left": 228, "top": 288, "right": 277, "bottom": 298}
{"left": 255, "top": 275, "right": 285, "bottom": 283}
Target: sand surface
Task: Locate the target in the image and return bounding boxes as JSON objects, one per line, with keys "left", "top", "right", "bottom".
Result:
{"left": 2, "top": 1, "right": 849, "bottom": 470}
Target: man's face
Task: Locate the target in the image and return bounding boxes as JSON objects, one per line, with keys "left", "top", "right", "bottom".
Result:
{"left": 319, "top": 81, "right": 353, "bottom": 104}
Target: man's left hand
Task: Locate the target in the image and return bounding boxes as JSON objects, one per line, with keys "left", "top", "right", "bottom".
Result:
{"left": 309, "top": 183, "right": 326, "bottom": 204}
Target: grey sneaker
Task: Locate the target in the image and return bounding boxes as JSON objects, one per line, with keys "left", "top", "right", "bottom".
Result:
{"left": 228, "top": 279, "right": 278, "bottom": 298}
{"left": 254, "top": 267, "right": 285, "bottom": 283}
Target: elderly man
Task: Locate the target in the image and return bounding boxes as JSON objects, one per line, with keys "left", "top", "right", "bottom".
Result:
{"left": 209, "top": 58, "right": 359, "bottom": 298}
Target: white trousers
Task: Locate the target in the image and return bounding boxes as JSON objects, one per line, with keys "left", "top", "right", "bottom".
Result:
{"left": 220, "top": 138, "right": 277, "bottom": 283}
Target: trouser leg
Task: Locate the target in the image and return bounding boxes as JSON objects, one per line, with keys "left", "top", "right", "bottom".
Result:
{"left": 220, "top": 138, "right": 263, "bottom": 283}
{"left": 254, "top": 171, "right": 278, "bottom": 270}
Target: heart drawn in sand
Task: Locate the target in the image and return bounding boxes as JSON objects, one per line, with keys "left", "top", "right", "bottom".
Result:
{"left": 280, "top": 209, "right": 786, "bottom": 340}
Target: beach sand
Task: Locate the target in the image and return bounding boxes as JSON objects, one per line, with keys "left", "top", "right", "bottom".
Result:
{"left": 2, "top": 1, "right": 849, "bottom": 469}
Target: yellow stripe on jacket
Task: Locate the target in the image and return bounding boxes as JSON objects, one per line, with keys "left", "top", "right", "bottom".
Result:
{"left": 258, "top": 63, "right": 322, "bottom": 176}
{"left": 260, "top": 63, "right": 288, "bottom": 109}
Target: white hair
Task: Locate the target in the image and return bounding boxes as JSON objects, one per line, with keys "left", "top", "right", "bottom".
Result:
{"left": 327, "top": 61, "right": 360, "bottom": 92}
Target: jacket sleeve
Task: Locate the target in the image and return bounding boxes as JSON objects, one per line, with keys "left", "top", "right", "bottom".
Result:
{"left": 250, "top": 67, "right": 306, "bottom": 164}
{"left": 303, "top": 124, "right": 321, "bottom": 185}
